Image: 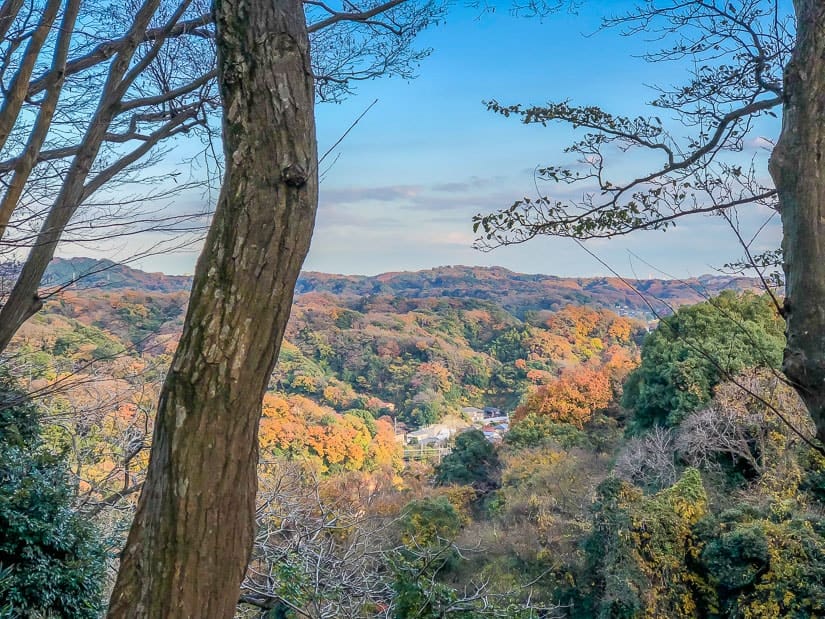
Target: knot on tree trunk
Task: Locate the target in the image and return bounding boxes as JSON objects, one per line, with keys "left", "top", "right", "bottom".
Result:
{"left": 281, "top": 163, "right": 307, "bottom": 187}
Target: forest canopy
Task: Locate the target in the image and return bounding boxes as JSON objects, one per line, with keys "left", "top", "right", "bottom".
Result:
{"left": 2, "top": 0, "right": 825, "bottom": 615}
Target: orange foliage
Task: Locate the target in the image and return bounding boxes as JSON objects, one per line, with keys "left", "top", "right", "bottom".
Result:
{"left": 514, "top": 364, "right": 613, "bottom": 428}
{"left": 322, "top": 384, "right": 348, "bottom": 407}
{"left": 603, "top": 344, "right": 638, "bottom": 381}
{"left": 607, "top": 318, "right": 633, "bottom": 342}
{"left": 259, "top": 393, "right": 402, "bottom": 473}
{"left": 526, "top": 368, "right": 553, "bottom": 384}
{"left": 463, "top": 308, "right": 493, "bottom": 324}
{"left": 532, "top": 306, "right": 638, "bottom": 366}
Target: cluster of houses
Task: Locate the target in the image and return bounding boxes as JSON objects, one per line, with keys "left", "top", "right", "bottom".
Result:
{"left": 400, "top": 405, "right": 510, "bottom": 448}
{"left": 460, "top": 406, "right": 510, "bottom": 442}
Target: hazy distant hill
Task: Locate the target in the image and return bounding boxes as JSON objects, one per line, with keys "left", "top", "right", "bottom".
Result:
{"left": 295, "top": 266, "right": 762, "bottom": 318}
{"left": 41, "top": 258, "right": 762, "bottom": 318}
{"left": 44, "top": 257, "right": 193, "bottom": 293}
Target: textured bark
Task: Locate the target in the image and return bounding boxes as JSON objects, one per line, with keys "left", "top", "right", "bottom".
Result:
{"left": 769, "top": 1, "right": 825, "bottom": 443}
{"left": 106, "top": 0, "right": 317, "bottom": 616}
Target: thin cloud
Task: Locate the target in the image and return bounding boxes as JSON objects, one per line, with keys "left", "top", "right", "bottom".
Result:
{"left": 320, "top": 185, "right": 423, "bottom": 205}
{"left": 431, "top": 181, "right": 474, "bottom": 192}
{"left": 314, "top": 204, "right": 402, "bottom": 230}
{"left": 431, "top": 175, "right": 500, "bottom": 193}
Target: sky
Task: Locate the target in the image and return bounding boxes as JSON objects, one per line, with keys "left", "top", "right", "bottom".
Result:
{"left": 64, "top": 0, "right": 785, "bottom": 279}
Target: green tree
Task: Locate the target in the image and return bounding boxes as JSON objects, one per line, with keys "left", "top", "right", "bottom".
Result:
{"left": 0, "top": 376, "right": 105, "bottom": 617}
{"left": 622, "top": 291, "right": 784, "bottom": 429}
{"left": 505, "top": 414, "right": 587, "bottom": 450}
{"left": 393, "top": 495, "right": 543, "bottom": 618}
{"left": 344, "top": 408, "right": 379, "bottom": 437}
{"left": 401, "top": 495, "right": 464, "bottom": 547}
{"left": 436, "top": 429, "right": 501, "bottom": 491}
{"left": 490, "top": 326, "right": 530, "bottom": 363}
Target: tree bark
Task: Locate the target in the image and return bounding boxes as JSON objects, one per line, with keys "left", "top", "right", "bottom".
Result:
{"left": 769, "top": 0, "right": 825, "bottom": 444}
{"left": 106, "top": 0, "right": 317, "bottom": 616}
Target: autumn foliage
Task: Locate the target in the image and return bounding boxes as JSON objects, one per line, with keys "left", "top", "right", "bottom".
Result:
{"left": 514, "top": 365, "right": 613, "bottom": 427}
{"left": 259, "top": 393, "right": 401, "bottom": 473}
{"left": 6, "top": 261, "right": 817, "bottom": 618}
{"left": 513, "top": 314, "right": 639, "bottom": 428}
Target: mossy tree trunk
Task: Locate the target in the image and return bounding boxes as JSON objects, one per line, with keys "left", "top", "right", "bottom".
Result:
{"left": 770, "top": 0, "right": 825, "bottom": 444}
{"left": 106, "top": 0, "right": 317, "bottom": 615}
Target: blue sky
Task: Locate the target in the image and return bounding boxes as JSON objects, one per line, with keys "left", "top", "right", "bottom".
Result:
{"left": 307, "top": 0, "right": 783, "bottom": 279}
{"left": 72, "top": 0, "right": 785, "bottom": 278}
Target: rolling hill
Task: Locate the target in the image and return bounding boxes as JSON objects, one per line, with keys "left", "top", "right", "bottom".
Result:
{"left": 43, "top": 257, "right": 761, "bottom": 319}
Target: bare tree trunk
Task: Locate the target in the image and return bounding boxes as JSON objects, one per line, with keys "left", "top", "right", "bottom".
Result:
{"left": 0, "top": 0, "right": 82, "bottom": 240}
{"left": 0, "top": 0, "right": 61, "bottom": 151}
{"left": 0, "top": 0, "right": 176, "bottom": 352}
{"left": 107, "top": 0, "right": 317, "bottom": 616}
{"left": 0, "top": 0, "right": 23, "bottom": 42}
{"left": 770, "top": 0, "right": 825, "bottom": 443}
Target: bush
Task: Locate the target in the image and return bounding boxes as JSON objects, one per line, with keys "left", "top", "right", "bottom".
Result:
{"left": 701, "top": 524, "right": 769, "bottom": 591}
{"left": 0, "top": 377, "right": 106, "bottom": 617}
{"left": 693, "top": 509, "right": 825, "bottom": 617}
{"left": 583, "top": 470, "right": 708, "bottom": 618}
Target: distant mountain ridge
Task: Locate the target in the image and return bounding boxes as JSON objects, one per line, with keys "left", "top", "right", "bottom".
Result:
{"left": 295, "top": 265, "right": 763, "bottom": 318}
{"left": 44, "top": 257, "right": 193, "bottom": 292}
{"left": 42, "top": 257, "right": 763, "bottom": 318}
